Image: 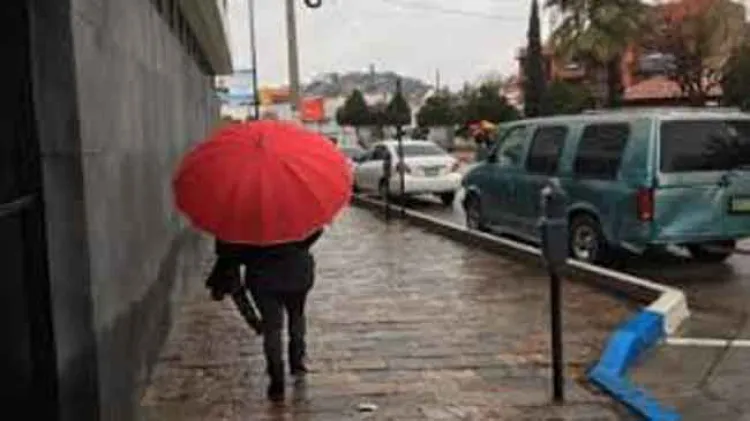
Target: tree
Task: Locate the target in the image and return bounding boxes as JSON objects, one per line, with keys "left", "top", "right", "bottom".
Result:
{"left": 547, "top": 80, "right": 595, "bottom": 115}
{"left": 524, "top": 0, "right": 548, "bottom": 117}
{"left": 722, "top": 43, "right": 750, "bottom": 110}
{"left": 547, "top": 0, "right": 647, "bottom": 108}
{"left": 458, "top": 82, "right": 520, "bottom": 126}
{"left": 647, "top": 0, "right": 741, "bottom": 106}
{"left": 416, "top": 90, "right": 459, "bottom": 127}
{"left": 335, "top": 89, "right": 372, "bottom": 140}
{"left": 369, "top": 101, "right": 389, "bottom": 140}
{"left": 384, "top": 80, "right": 412, "bottom": 127}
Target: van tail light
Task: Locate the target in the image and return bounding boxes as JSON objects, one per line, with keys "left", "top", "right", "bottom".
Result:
{"left": 636, "top": 188, "right": 654, "bottom": 222}
{"left": 395, "top": 162, "right": 411, "bottom": 174}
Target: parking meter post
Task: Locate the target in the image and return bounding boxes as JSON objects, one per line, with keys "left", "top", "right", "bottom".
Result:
{"left": 539, "top": 179, "right": 568, "bottom": 404}
{"left": 397, "top": 125, "right": 406, "bottom": 218}
{"left": 383, "top": 154, "right": 392, "bottom": 221}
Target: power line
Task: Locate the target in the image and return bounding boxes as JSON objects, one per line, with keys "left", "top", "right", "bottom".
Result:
{"left": 379, "top": 0, "right": 525, "bottom": 21}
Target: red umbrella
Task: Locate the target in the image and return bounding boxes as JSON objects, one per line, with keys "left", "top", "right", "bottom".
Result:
{"left": 173, "top": 120, "right": 352, "bottom": 245}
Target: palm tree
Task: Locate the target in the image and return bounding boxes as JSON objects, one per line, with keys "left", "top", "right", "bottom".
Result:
{"left": 546, "top": 0, "right": 648, "bottom": 108}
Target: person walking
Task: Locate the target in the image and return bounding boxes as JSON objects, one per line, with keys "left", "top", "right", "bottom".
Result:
{"left": 212, "top": 230, "right": 323, "bottom": 401}
{"left": 173, "top": 120, "right": 352, "bottom": 402}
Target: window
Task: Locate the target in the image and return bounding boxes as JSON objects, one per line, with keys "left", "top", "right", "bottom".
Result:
{"left": 526, "top": 126, "right": 568, "bottom": 175}
{"left": 661, "top": 120, "right": 750, "bottom": 172}
{"left": 573, "top": 123, "right": 630, "bottom": 179}
{"left": 371, "top": 146, "right": 390, "bottom": 161}
{"left": 494, "top": 126, "right": 528, "bottom": 168}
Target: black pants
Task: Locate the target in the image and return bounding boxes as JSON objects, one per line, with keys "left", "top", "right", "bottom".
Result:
{"left": 249, "top": 288, "right": 309, "bottom": 382}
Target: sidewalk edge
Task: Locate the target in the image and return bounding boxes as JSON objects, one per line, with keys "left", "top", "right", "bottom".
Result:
{"left": 351, "top": 195, "right": 689, "bottom": 420}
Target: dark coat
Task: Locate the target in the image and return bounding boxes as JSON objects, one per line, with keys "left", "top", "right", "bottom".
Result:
{"left": 214, "top": 230, "right": 323, "bottom": 293}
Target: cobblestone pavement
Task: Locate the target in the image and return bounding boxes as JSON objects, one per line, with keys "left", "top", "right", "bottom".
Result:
{"left": 141, "top": 207, "right": 637, "bottom": 420}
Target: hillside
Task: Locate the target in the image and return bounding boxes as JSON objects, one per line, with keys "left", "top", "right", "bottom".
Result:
{"left": 304, "top": 70, "right": 432, "bottom": 100}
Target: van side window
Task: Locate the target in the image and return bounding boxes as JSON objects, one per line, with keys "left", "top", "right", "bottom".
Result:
{"left": 574, "top": 123, "right": 630, "bottom": 179}
{"left": 526, "top": 126, "right": 568, "bottom": 175}
{"left": 494, "top": 126, "right": 528, "bottom": 168}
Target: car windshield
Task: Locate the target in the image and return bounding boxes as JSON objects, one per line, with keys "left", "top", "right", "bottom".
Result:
{"left": 660, "top": 119, "right": 750, "bottom": 172}
{"left": 400, "top": 143, "right": 447, "bottom": 157}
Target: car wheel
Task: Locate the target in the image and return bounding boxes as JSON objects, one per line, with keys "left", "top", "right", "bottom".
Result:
{"left": 464, "top": 194, "right": 487, "bottom": 231}
{"left": 439, "top": 192, "right": 456, "bottom": 206}
{"left": 569, "top": 214, "right": 613, "bottom": 265}
{"left": 687, "top": 240, "right": 735, "bottom": 263}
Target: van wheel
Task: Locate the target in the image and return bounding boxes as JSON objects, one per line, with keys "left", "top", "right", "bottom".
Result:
{"left": 687, "top": 240, "right": 735, "bottom": 263}
{"left": 569, "top": 214, "right": 612, "bottom": 265}
{"left": 464, "top": 194, "right": 487, "bottom": 231}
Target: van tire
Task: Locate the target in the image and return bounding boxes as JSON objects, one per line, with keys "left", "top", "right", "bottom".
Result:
{"left": 687, "top": 240, "right": 735, "bottom": 263}
{"left": 569, "top": 214, "right": 613, "bottom": 265}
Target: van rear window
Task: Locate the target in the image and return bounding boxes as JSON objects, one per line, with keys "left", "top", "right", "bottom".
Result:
{"left": 660, "top": 120, "right": 750, "bottom": 172}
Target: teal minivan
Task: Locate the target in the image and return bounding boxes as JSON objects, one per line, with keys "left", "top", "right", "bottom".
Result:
{"left": 461, "top": 108, "right": 750, "bottom": 264}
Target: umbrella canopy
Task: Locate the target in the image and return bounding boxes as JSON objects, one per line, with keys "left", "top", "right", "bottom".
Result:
{"left": 173, "top": 120, "right": 352, "bottom": 245}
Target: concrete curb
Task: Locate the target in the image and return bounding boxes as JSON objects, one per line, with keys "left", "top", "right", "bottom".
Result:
{"left": 351, "top": 195, "right": 689, "bottom": 420}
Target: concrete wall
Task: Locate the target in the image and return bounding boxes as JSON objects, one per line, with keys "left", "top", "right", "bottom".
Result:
{"left": 30, "top": 0, "right": 220, "bottom": 419}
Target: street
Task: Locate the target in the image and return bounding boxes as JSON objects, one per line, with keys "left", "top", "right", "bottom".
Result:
{"left": 141, "top": 207, "right": 638, "bottom": 420}
{"left": 403, "top": 191, "right": 750, "bottom": 327}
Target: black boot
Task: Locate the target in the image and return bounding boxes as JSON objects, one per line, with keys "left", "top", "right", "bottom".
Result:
{"left": 267, "top": 379, "right": 285, "bottom": 402}
{"left": 290, "top": 362, "right": 308, "bottom": 378}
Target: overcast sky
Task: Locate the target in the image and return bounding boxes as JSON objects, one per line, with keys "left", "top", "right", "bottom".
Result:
{"left": 226, "top": 0, "right": 554, "bottom": 89}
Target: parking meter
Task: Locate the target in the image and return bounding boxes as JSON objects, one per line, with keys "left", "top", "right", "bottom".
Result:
{"left": 538, "top": 178, "right": 568, "bottom": 404}
{"left": 539, "top": 179, "right": 568, "bottom": 271}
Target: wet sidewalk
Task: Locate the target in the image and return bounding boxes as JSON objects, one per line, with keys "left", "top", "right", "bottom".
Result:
{"left": 141, "top": 207, "right": 637, "bottom": 420}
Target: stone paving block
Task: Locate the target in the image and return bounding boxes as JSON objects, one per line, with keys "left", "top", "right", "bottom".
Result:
{"left": 141, "top": 208, "right": 635, "bottom": 419}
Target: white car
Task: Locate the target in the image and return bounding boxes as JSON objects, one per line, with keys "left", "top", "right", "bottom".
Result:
{"left": 353, "top": 140, "right": 462, "bottom": 206}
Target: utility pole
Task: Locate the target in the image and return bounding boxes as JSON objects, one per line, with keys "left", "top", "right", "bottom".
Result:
{"left": 285, "top": 0, "right": 302, "bottom": 117}
{"left": 248, "top": 0, "right": 260, "bottom": 119}
{"left": 435, "top": 69, "right": 441, "bottom": 91}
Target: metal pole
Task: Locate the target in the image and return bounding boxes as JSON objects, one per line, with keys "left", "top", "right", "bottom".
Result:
{"left": 396, "top": 79, "right": 406, "bottom": 218}
{"left": 285, "top": 0, "right": 302, "bottom": 117}
{"left": 248, "top": 0, "right": 261, "bottom": 119}
{"left": 550, "top": 269, "right": 564, "bottom": 403}
{"left": 397, "top": 126, "right": 405, "bottom": 217}
{"left": 539, "top": 181, "right": 567, "bottom": 404}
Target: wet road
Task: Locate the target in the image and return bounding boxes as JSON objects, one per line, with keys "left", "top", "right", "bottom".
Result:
{"left": 141, "top": 207, "right": 636, "bottom": 420}
{"left": 410, "top": 192, "right": 750, "bottom": 324}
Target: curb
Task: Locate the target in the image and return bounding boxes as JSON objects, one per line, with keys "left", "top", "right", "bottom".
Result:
{"left": 351, "top": 195, "right": 689, "bottom": 420}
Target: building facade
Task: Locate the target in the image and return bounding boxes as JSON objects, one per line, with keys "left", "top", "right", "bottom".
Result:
{"left": 2, "top": 1, "right": 230, "bottom": 419}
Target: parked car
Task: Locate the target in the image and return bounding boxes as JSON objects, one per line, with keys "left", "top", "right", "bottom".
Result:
{"left": 462, "top": 108, "right": 750, "bottom": 264}
{"left": 354, "top": 140, "right": 461, "bottom": 205}
{"left": 339, "top": 145, "right": 366, "bottom": 171}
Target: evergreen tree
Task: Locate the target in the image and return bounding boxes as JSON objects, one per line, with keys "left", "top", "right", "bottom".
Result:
{"left": 385, "top": 79, "right": 412, "bottom": 127}
{"left": 523, "top": 0, "right": 548, "bottom": 117}
{"left": 335, "top": 89, "right": 372, "bottom": 141}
